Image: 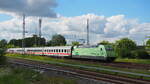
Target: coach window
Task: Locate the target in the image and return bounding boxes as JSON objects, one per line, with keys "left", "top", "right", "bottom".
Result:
{"left": 64, "top": 49, "right": 66, "bottom": 53}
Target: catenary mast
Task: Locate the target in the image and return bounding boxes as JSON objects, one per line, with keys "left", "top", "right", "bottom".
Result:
{"left": 87, "top": 19, "right": 89, "bottom": 45}
{"left": 22, "top": 14, "right": 25, "bottom": 54}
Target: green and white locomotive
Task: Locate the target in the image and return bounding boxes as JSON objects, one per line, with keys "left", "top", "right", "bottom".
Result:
{"left": 72, "top": 45, "right": 116, "bottom": 61}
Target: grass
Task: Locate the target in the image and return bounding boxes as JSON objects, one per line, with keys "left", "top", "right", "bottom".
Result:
{"left": 115, "top": 58, "right": 150, "bottom": 64}
{"left": 0, "top": 66, "right": 77, "bottom": 84}
{"left": 5, "top": 53, "right": 150, "bottom": 80}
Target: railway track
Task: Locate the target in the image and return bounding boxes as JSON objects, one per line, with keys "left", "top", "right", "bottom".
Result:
{"left": 8, "top": 58, "right": 150, "bottom": 84}
{"left": 65, "top": 58, "right": 150, "bottom": 70}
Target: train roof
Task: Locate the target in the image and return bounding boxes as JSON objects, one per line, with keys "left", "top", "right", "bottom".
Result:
{"left": 8, "top": 46, "right": 72, "bottom": 50}
{"left": 75, "top": 44, "right": 113, "bottom": 48}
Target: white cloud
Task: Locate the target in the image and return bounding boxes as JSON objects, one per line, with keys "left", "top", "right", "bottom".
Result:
{"left": 0, "top": 0, "right": 57, "bottom": 17}
{"left": 0, "top": 14, "right": 150, "bottom": 45}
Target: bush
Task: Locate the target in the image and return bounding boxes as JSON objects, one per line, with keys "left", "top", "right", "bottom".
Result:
{"left": 131, "top": 50, "right": 150, "bottom": 59}
{"left": 115, "top": 38, "right": 137, "bottom": 58}
{"left": 115, "top": 48, "right": 132, "bottom": 58}
{"left": 0, "top": 48, "right": 6, "bottom": 65}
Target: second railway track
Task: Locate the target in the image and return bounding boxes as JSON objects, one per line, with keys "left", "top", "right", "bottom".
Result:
{"left": 8, "top": 57, "right": 150, "bottom": 84}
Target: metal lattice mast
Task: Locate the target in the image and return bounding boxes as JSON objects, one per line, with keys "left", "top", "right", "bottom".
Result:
{"left": 39, "top": 18, "right": 42, "bottom": 38}
{"left": 38, "top": 18, "right": 42, "bottom": 46}
{"left": 22, "top": 14, "right": 25, "bottom": 53}
{"left": 87, "top": 19, "right": 89, "bottom": 45}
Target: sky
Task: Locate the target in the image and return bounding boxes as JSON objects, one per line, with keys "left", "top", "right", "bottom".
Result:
{"left": 0, "top": 0, "right": 150, "bottom": 45}
{"left": 55, "top": 0, "right": 150, "bottom": 22}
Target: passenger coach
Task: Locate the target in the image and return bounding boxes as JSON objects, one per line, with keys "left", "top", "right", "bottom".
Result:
{"left": 7, "top": 46, "right": 72, "bottom": 57}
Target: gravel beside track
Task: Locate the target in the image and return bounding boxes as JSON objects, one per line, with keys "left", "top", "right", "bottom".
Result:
{"left": 8, "top": 57, "right": 150, "bottom": 84}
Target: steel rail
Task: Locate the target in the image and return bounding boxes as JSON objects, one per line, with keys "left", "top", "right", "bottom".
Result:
{"left": 28, "top": 59, "right": 150, "bottom": 78}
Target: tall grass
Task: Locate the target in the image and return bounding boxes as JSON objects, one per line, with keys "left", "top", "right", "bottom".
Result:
{"left": 0, "top": 66, "right": 77, "bottom": 84}
{"left": 115, "top": 58, "right": 150, "bottom": 64}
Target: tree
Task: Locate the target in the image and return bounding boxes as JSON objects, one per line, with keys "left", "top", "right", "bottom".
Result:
{"left": 6, "top": 44, "right": 15, "bottom": 48}
{"left": 0, "top": 39, "right": 7, "bottom": 48}
{"left": 72, "top": 41, "right": 80, "bottom": 46}
{"left": 9, "top": 39, "right": 22, "bottom": 47}
{"left": 98, "top": 40, "right": 111, "bottom": 45}
{"left": 8, "top": 35, "right": 46, "bottom": 47}
{"left": 49, "top": 34, "right": 66, "bottom": 46}
{"left": 46, "top": 40, "right": 53, "bottom": 46}
{"left": 146, "top": 39, "right": 150, "bottom": 48}
{"left": 115, "top": 38, "right": 137, "bottom": 58}
{"left": 0, "top": 39, "right": 7, "bottom": 65}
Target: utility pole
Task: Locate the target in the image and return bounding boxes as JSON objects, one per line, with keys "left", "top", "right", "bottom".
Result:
{"left": 38, "top": 18, "right": 42, "bottom": 46}
{"left": 86, "top": 19, "right": 89, "bottom": 45}
{"left": 39, "top": 18, "right": 42, "bottom": 38}
{"left": 22, "top": 14, "right": 25, "bottom": 54}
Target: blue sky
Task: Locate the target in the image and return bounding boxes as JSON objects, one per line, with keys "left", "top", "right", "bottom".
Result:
{"left": 55, "top": 0, "right": 150, "bottom": 22}
{"left": 0, "top": 0, "right": 149, "bottom": 22}
{"left": 0, "top": 14, "right": 13, "bottom": 22}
